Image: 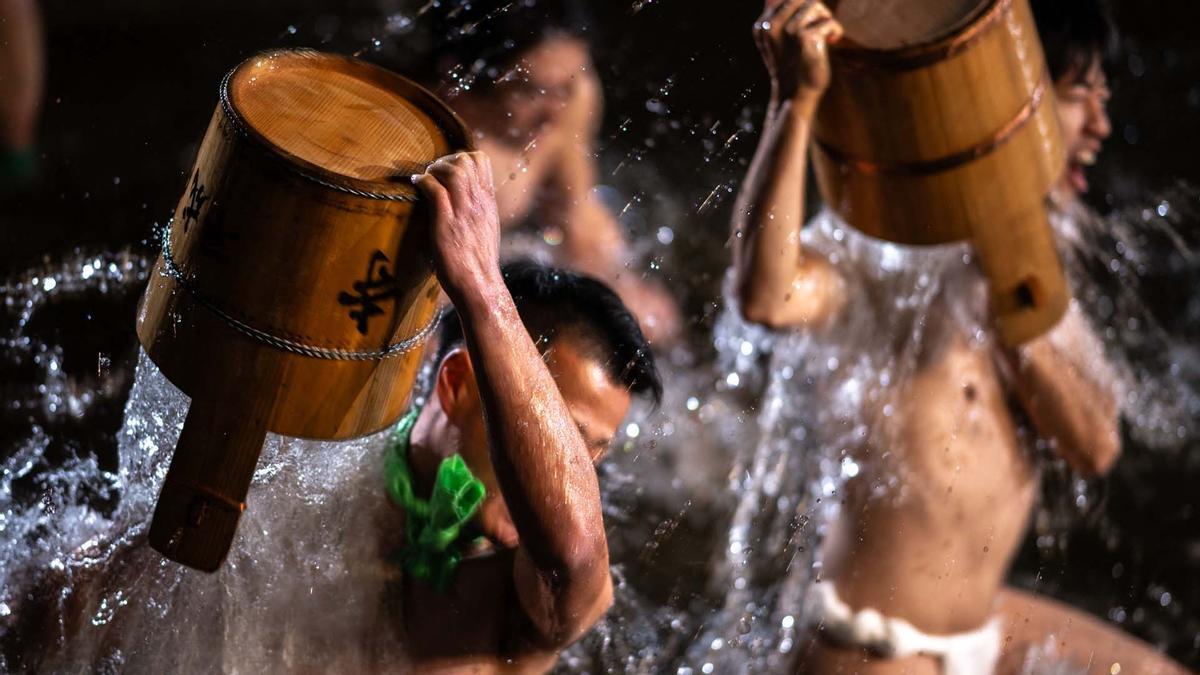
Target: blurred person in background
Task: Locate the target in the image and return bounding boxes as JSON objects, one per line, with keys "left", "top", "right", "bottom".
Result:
{"left": 389, "top": 0, "right": 680, "bottom": 344}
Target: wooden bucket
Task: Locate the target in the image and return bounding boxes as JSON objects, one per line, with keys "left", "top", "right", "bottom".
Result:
{"left": 812, "top": 0, "right": 1069, "bottom": 345}
{"left": 137, "top": 49, "right": 472, "bottom": 572}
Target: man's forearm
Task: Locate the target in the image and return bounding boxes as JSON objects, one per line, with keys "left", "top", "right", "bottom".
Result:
{"left": 453, "top": 277, "right": 607, "bottom": 570}
{"left": 732, "top": 97, "right": 815, "bottom": 319}
{"left": 1008, "top": 335, "right": 1121, "bottom": 475}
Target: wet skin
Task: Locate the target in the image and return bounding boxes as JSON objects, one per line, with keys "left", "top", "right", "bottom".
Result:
{"left": 827, "top": 331, "right": 1038, "bottom": 635}
{"left": 393, "top": 153, "right": 631, "bottom": 673}
{"left": 732, "top": 1, "right": 1185, "bottom": 672}
{"left": 445, "top": 37, "right": 680, "bottom": 344}
{"left": 393, "top": 339, "right": 629, "bottom": 674}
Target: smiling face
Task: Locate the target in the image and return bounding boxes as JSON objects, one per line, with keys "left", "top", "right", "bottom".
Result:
{"left": 1053, "top": 52, "right": 1112, "bottom": 200}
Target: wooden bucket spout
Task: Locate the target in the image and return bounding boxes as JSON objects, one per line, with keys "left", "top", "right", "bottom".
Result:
{"left": 137, "top": 49, "right": 472, "bottom": 572}
{"left": 813, "top": 0, "right": 1070, "bottom": 345}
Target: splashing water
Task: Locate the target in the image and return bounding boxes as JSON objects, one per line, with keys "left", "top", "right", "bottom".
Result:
{"left": 680, "top": 195, "right": 1200, "bottom": 673}
{"left": 1051, "top": 190, "right": 1200, "bottom": 449}
{"left": 673, "top": 211, "right": 988, "bottom": 672}
{"left": 4, "top": 194, "right": 1197, "bottom": 671}
{"left": 0, "top": 244, "right": 747, "bottom": 673}
{"left": 1, "top": 251, "right": 422, "bottom": 670}
{"left": 3, "top": 350, "right": 419, "bottom": 672}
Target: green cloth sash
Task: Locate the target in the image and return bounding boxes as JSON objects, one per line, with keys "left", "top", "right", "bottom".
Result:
{"left": 384, "top": 408, "right": 487, "bottom": 591}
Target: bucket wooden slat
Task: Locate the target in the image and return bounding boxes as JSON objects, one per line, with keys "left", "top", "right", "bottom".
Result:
{"left": 137, "top": 49, "right": 472, "bottom": 571}
{"left": 813, "top": 0, "right": 1068, "bottom": 345}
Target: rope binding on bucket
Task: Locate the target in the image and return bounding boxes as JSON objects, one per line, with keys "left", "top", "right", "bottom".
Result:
{"left": 158, "top": 220, "right": 440, "bottom": 362}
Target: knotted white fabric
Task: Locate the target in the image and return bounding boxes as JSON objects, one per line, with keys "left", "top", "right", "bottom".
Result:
{"left": 808, "top": 582, "right": 1002, "bottom": 675}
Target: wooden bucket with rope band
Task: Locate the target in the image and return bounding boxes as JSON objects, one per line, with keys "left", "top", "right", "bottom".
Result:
{"left": 137, "top": 49, "right": 472, "bottom": 572}
{"left": 812, "top": 0, "right": 1069, "bottom": 345}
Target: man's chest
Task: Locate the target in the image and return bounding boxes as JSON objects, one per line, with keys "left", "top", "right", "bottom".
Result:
{"left": 401, "top": 550, "right": 523, "bottom": 658}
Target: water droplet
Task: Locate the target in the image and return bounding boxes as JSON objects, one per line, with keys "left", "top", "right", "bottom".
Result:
{"left": 840, "top": 457, "right": 859, "bottom": 478}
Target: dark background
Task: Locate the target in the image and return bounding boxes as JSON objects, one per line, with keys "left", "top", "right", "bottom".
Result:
{"left": 2, "top": 0, "right": 1198, "bottom": 271}
{"left": 2, "top": 0, "right": 1198, "bottom": 667}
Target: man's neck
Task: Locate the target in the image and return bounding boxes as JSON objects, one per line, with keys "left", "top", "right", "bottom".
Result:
{"left": 407, "top": 405, "right": 455, "bottom": 499}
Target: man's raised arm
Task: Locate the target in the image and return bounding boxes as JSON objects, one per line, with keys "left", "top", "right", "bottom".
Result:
{"left": 414, "top": 152, "right": 611, "bottom": 647}
{"left": 998, "top": 303, "right": 1122, "bottom": 476}
{"left": 541, "top": 69, "right": 680, "bottom": 344}
{"left": 732, "top": 0, "right": 845, "bottom": 329}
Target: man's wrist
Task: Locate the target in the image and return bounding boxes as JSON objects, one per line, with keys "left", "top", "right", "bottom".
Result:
{"left": 771, "top": 84, "right": 823, "bottom": 113}
{"left": 792, "top": 90, "right": 823, "bottom": 119}
{"left": 445, "top": 266, "right": 508, "bottom": 319}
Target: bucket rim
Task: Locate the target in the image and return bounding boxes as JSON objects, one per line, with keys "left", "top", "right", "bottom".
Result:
{"left": 830, "top": 0, "right": 1012, "bottom": 71}
{"left": 218, "top": 48, "right": 476, "bottom": 202}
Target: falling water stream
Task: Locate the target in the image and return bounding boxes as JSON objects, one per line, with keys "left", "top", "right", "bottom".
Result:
{"left": 6, "top": 189, "right": 1195, "bottom": 672}
{"left": 3, "top": 2, "right": 1200, "bottom": 671}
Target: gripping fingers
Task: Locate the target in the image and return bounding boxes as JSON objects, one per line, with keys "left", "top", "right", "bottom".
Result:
{"left": 426, "top": 152, "right": 478, "bottom": 209}
{"left": 412, "top": 172, "right": 452, "bottom": 218}
{"left": 803, "top": 16, "right": 843, "bottom": 47}
{"left": 790, "top": 8, "right": 843, "bottom": 49}
{"left": 469, "top": 151, "right": 495, "bottom": 186}
{"left": 821, "top": 19, "right": 844, "bottom": 44}
{"left": 758, "top": 0, "right": 811, "bottom": 37}
{"left": 786, "top": 1, "right": 829, "bottom": 33}
{"left": 426, "top": 151, "right": 491, "bottom": 182}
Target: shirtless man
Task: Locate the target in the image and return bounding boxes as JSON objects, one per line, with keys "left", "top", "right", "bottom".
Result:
{"left": 730, "top": 1, "right": 1187, "bottom": 673}
{"left": 409, "top": 0, "right": 679, "bottom": 343}
{"left": 387, "top": 152, "right": 662, "bottom": 672}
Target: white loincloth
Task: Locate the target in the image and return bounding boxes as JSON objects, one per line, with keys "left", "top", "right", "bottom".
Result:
{"left": 807, "top": 581, "right": 1002, "bottom": 675}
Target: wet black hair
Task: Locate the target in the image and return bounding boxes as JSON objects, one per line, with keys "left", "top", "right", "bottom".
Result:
{"left": 400, "top": 0, "right": 594, "bottom": 91}
{"left": 435, "top": 259, "right": 663, "bottom": 406}
{"left": 1032, "top": 0, "right": 1118, "bottom": 82}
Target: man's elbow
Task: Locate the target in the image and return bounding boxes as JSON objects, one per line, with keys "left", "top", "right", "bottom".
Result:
{"left": 540, "top": 545, "right": 612, "bottom": 649}
{"left": 1085, "top": 427, "right": 1122, "bottom": 476}
{"left": 555, "top": 571, "right": 614, "bottom": 648}
{"left": 739, "top": 300, "right": 787, "bottom": 330}
{"left": 1064, "top": 424, "right": 1122, "bottom": 477}
{"left": 735, "top": 282, "right": 793, "bottom": 330}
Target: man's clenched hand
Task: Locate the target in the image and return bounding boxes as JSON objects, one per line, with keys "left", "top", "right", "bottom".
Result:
{"left": 413, "top": 151, "right": 504, "bottom": 305}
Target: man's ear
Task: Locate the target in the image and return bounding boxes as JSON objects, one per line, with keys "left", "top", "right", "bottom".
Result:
{"left": 434, "top": 347, "right": 479, "bottom": 425}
